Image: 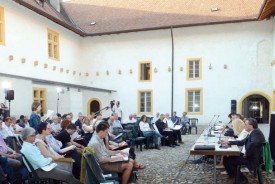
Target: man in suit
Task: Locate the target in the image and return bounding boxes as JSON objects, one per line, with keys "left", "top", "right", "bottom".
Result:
{"left": 221, "top": 118, "right": 265, "bottom": 184}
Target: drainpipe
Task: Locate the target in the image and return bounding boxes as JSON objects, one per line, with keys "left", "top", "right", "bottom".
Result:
{"left": 170, "top": 26, "right": 174, "bottom": 115}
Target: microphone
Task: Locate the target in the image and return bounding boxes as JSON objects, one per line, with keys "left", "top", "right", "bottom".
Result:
{"left": 209, "top": 115, "right": 216, "bottom": 127}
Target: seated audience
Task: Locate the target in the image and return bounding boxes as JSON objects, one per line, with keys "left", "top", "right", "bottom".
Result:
{"left": 123, "top": 114, "right": 136, "bottom": 124}
{"left": 29, "top": 101, "right": 41, "bottom": 131}
{"left": 50, "top": 115, "right": 61, "bottom": 135}
{"left": 221, "top": 118, "right": 265, "bottom": 183}
{"left": 0, "top": 155, "right": 18, "bottom": 184}
{"left": 180, "top": 112, "right": 189, "bottom": 128}
{"left": 139, "top": 115, "right": 162, "bottom": 150}
{"left": 55, "top": 123, "right": 82, "bottom": 179}
{"left": 88, "top": 121, "right": 134, "bottom": 184}
{"left": 23, "top": 116, "right": 30, "bottom": 128}
{"left": 232, "top": 118, "right": 249, "bottom": 140}
{"left": 15, "top": 119, "right": 26, "bottom": 133}
{"left": 74, "top": 112, "right": 84, "bottom": 132}
{"left": 171, "top": 111, "right": 180, "bottom": 125}
{"left": 45, "top": 133, "right": 63, "bottom": 153}
{"left": 35, "top": 122, "right": 64, "bottom": 160}
{"left": 20, "top": 127, "right": 81, "bottom": 184}
{"left": 0, "top": 134, "right": 22, "bottom": 184}
{"left": 82, "top": 116, "right": 94, "bottom": 142}
{"left": 152, "top": 112, "right": 160, "bottom": 124}
{"left": 1, "top": 117, "right": 15, "bottom": 139}
{"left": 156, "top": 114, "right": 179, "bottom": 147}
{"left": 165, "top": 113, "right": 183, "bottom": 144}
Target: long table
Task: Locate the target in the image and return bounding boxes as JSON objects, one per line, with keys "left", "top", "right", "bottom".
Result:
{"left": 189, "top": 132, "right": 240, "bottom": 184}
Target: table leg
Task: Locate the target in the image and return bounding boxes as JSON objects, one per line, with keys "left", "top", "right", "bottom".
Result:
{"left": 213, "top": 155, "right": 217, "bottom": 184}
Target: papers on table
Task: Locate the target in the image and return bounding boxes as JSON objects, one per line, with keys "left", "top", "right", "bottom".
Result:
{"left": 172, "top": 125, "right": 182, "bottom": 130}
{"left": 41, "top": 163, "right": 57, "bottom": 171}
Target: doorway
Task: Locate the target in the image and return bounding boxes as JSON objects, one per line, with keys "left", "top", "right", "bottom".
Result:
{"left": 87, "top": 98, "right": 101, "bottom": 115}
{"left": 242, "top": 95, "right": 269, "bottom": 123}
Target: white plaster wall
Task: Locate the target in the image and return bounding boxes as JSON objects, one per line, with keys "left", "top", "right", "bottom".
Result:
{"left": 0, "top": 77, "right": 32, "bottom": 118}
{"left": 82, "top": 21, "right": 274, "bottom": 123}
{"left": 0, "top": 0, "right": 84, "bottom": 85}
{"left": 0, "top": 0, "right": 274, "bottom": 124}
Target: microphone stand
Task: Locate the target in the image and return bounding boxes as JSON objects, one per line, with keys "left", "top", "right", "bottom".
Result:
{"left": 94, "top": 106, "right": 110, "bottom": 116}
{"left": 208, "top": 115, "right": 216, "bottom": 136}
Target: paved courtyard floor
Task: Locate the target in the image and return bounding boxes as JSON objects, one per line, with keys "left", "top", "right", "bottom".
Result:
{"left": 134, "top": 124, "right": 274, "bottom": 184}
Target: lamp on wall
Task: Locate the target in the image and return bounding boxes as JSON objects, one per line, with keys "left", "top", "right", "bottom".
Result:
{"left": 9, "top": 55, "right": 13, "bottom": 62}
{"left": 44, "top": 64, "right": 48, "bottom": 69}
{"left": 271, "top": 60, "right": 275, "bottom": 66}
{"left": 73, "top": 71, "right": 76, "bottom": 75}
{"left": 85, "top": 72, "right": 89, "bottom": 77}
{"left": 209, "top": 64, "right": 212, "bottom": 70}
{"left": 53, "top": 66, "right": 56, "bottom": 71}
{"left": 180, "top": 67, "right": 183, "bottom": 71}
{"left": 66, "top": 69, "right": 70, "bottom": 74}
{"left": 129, "top": 69, "right": 133, "bottom": 74}
{"left": 21, "top": 58, "right": 26, "bottom": 64}
{"left": 34, "top": 61, "right": 38, "bottom": 66}
{"left": 224, "top": 64, "right": 228, "bottom": 69}
{"left": 96, "top": 72, "right": 99, "bottom": 76}
{"left": 168, "top": 66, "right": 171, "bottom": 72}
{"left": 118, "top": 69, "right": 122, "bottom": 75}
{"left": 154, "top": 67, "right": 158, "bottom": 73}
{"left": 106, "top": 70, "right": 109, "bottom": 75}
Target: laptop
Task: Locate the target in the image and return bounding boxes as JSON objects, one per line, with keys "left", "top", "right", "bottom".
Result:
{"left": 194, "top": 145, "right": 215, "bottom": 150}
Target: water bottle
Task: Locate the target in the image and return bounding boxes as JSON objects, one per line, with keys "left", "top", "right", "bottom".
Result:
{"left": 203, "top": 129, "right": 209, "bottom": 145}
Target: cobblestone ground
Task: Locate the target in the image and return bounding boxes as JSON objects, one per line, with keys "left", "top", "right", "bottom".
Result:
{"left": 134, "top": 125, "right": 274, "bottom": 184}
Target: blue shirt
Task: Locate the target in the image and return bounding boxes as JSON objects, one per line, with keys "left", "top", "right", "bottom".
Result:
{"left": 29, "top": 112, "right": 40, "bottom": 131}
{"left": 171, "top": 116, "right": 179, "bottom": 124}
{"left": 21, "top": 141, "right": 52, "bottom": 170}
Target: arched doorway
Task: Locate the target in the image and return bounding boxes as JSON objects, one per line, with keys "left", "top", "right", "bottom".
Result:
{"left": 238, "top": 92, "right": 271, "bottom": 124}
{"left": 87, "top": 98, "right": 101, "bottom": 115}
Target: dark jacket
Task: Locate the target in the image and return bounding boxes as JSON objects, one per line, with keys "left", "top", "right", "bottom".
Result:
{"left": 155, "top": 119, "right": 167, "bottom": 135}
{"left": 229, "top": 128, "right": 265, "bottom": 170}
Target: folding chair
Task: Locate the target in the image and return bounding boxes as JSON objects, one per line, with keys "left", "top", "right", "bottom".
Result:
{"left": 21, "top": 154, "right": 54, "bottom": 184}
{"left": 83, "top": 152, "right": 118, "bottom": 184}
{"left": 189, "top": 118, "right": 198, "bottom": 134}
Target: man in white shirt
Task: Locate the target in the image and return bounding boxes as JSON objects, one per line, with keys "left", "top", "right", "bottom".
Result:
{"left": 50, "top": 115, "right": 61, "bottom": 135}
{"left": 1, "top": 117, "right": 14, "bottom": 139}
{"left": 112, "top": 101, "right": 122, "bottom": 121}
{"left": 123, "top": 114, "right": 136, "bottom": 124}
{"left": 152, "top": 112, "right": 160, "bottom": 124}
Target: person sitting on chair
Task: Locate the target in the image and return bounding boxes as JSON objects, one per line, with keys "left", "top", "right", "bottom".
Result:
{"left": 221, "top": 118, "right": 265, "bottom": 184}
{"left": 88, "top": 121, "right": 134, "bottom": 184}
{"left": 180, "top": 112, "right": 190, "bottom": 134}
{"left": 165, "top": 113, "right": 183, "bottom": 144}
{"left": 139, "top": 115, "right": 163, "bottom": 150}
{"left": 156, "top": 114, "right": 179, "bottom": 147}
{"left": 20, "top": 127, "right": 81, "bottom": 184}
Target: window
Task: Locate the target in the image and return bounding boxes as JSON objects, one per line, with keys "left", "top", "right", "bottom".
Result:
{"left": 185, "top": 88, "right": 203, "bottom": 115}
{"left": 139, "top": 62, "right": 151, "bottom": 81}
{"left": 47, "top": 29, "right": 59, "bottom": 60}
{"left": 138, "top": 90, "right": 153, "bottom": 115}
{"left": 186, "top": 58, "right": 202, "bottom": 80}
{"left": 0, "top": 6, "right": 5, "bottom": 45}
{"left": 33, "top": 88, "right": 47, "bottom": 114}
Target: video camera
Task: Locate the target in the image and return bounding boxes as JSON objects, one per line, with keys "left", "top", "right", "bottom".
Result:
{"left": 110, "top": 100, "right": 115, "bottom": 109}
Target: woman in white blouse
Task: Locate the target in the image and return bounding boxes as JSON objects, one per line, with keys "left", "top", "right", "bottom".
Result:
{"left": 82, "top": 117, "right": 94, "bottom": 142}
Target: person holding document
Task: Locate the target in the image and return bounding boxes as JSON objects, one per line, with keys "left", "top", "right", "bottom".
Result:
{"left": 88, "top": 121, "right": 134, "bottom": 184}
{"left": 20, "top": 127, "right": 81, "bottom": 184}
